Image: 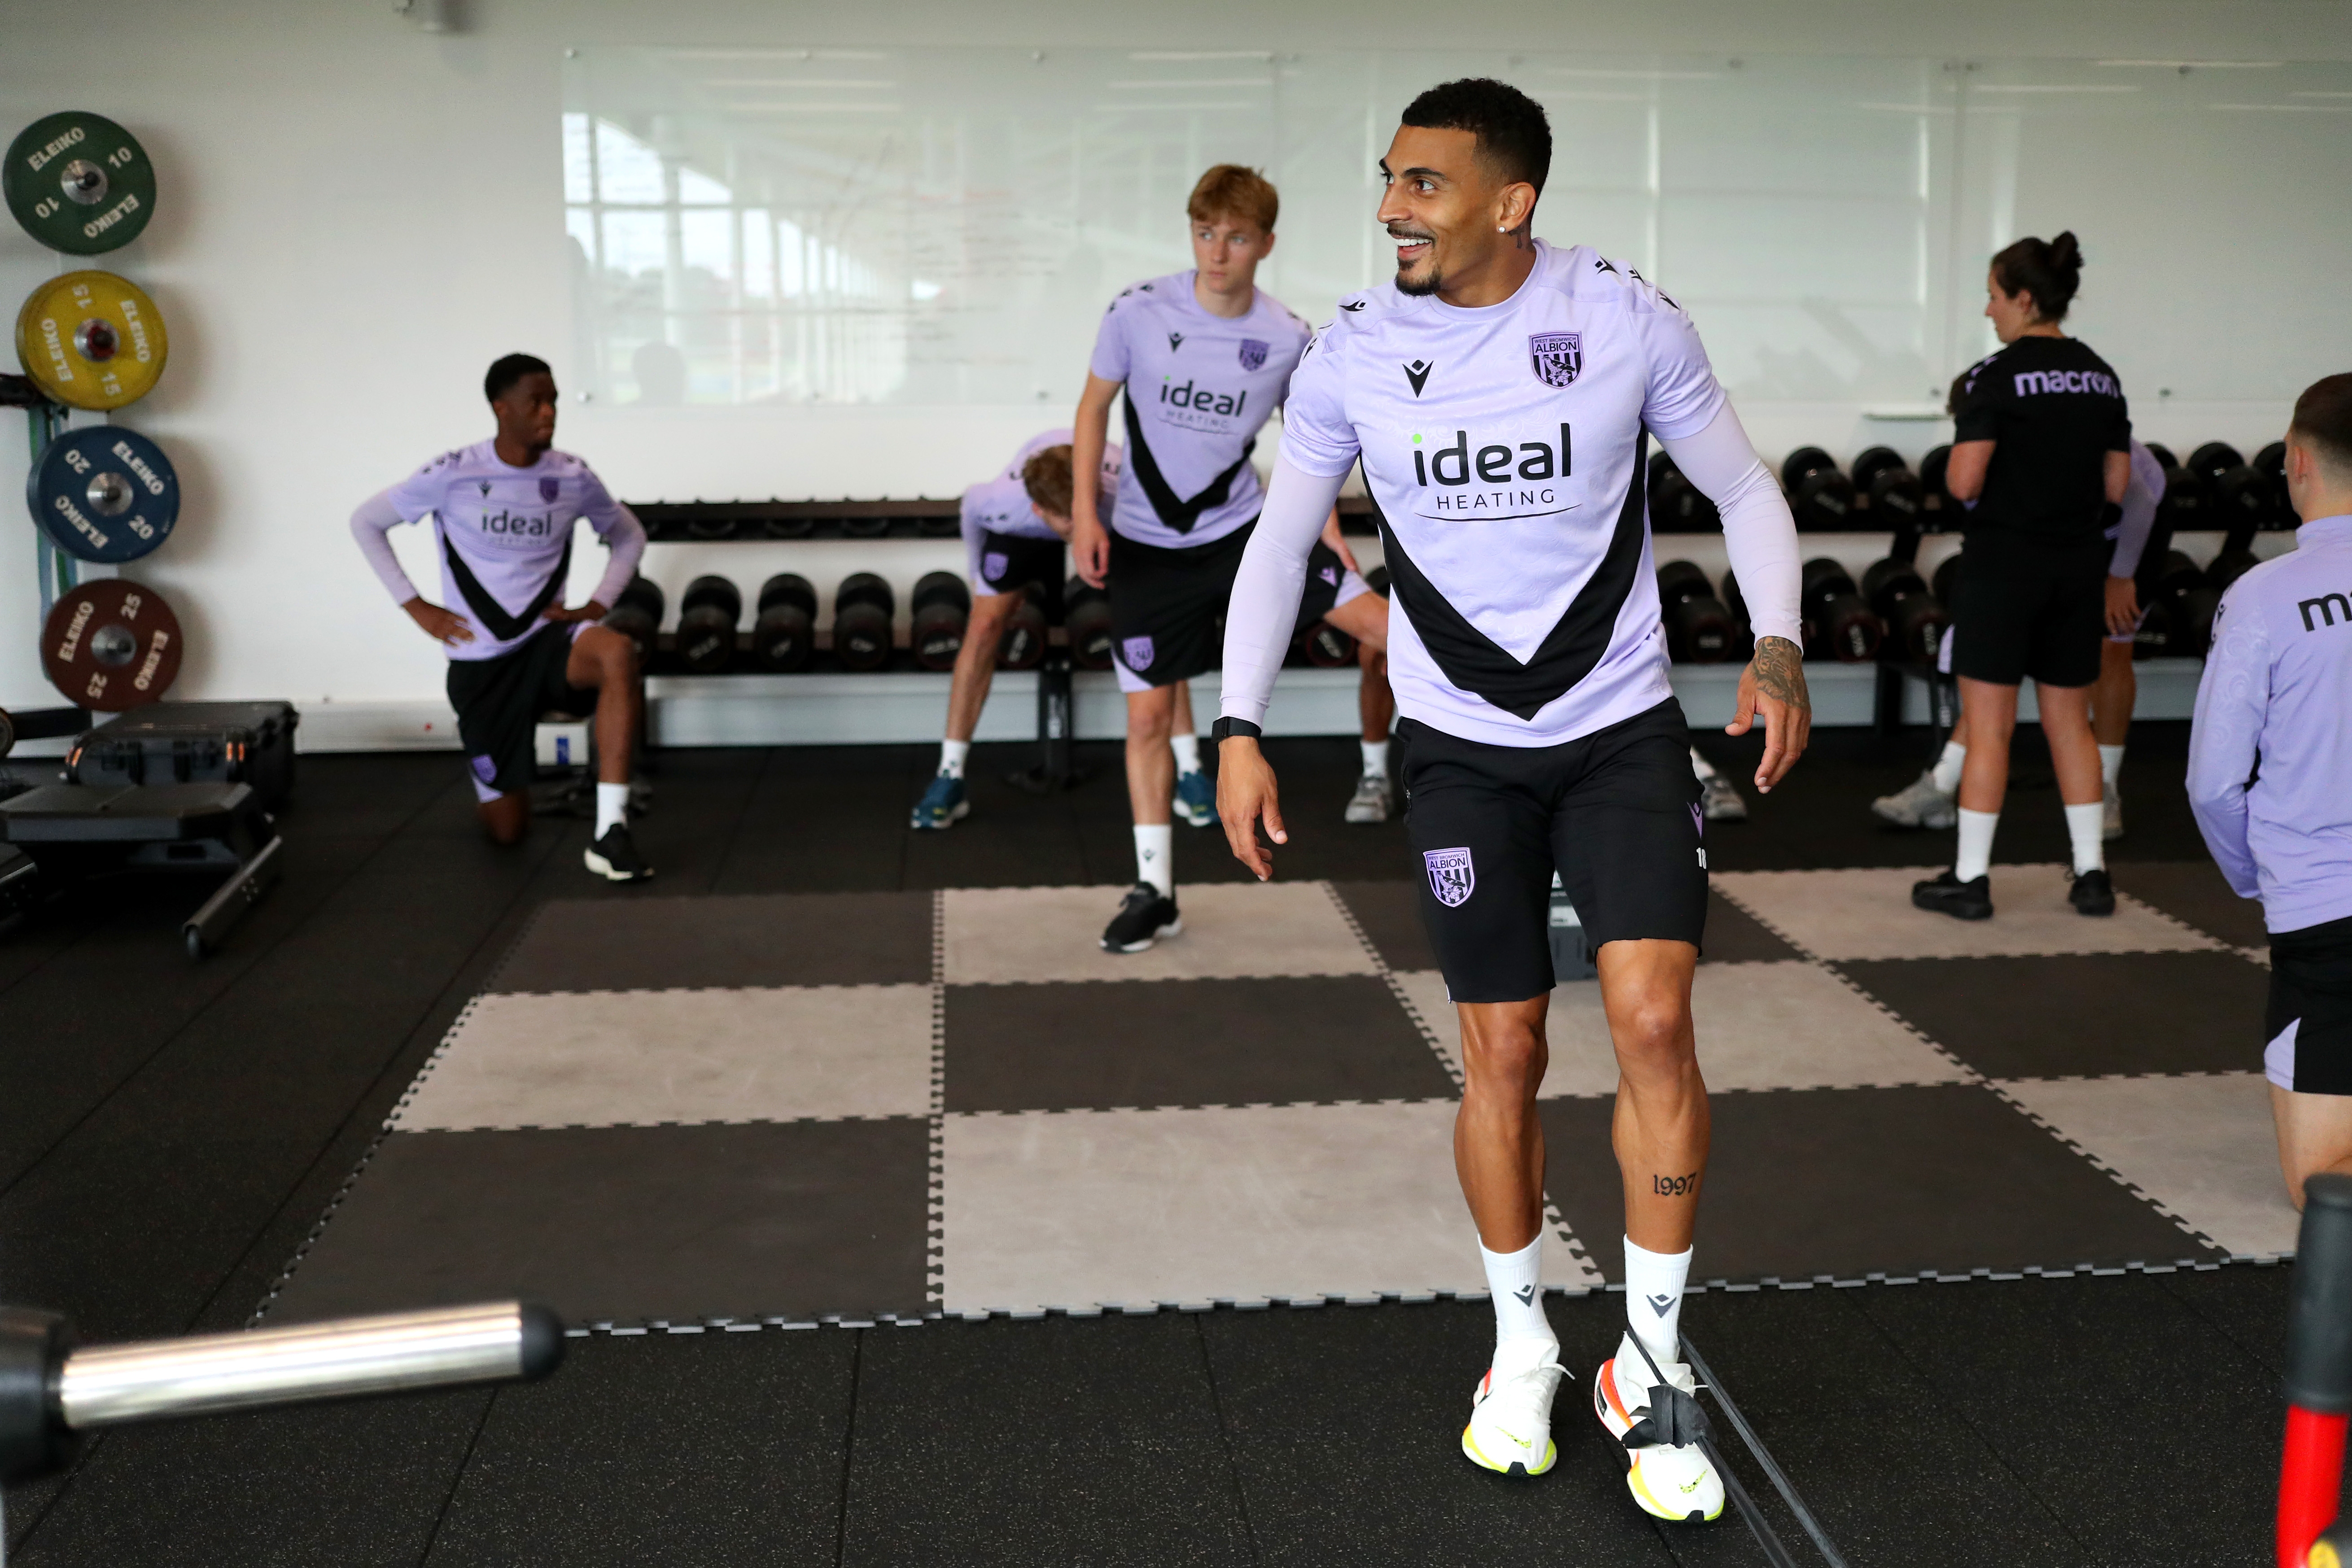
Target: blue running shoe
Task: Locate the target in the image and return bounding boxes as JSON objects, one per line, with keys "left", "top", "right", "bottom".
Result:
{"left": 910, "top": 772, "right": 970, "bottom": 830}
{"left": 1174, "top": 769, "right": 1218, "bottom": 828}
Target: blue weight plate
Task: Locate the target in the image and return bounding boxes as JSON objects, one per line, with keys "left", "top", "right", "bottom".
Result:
{"left": 26, "top": 425, "right": 177, "bottom": 563}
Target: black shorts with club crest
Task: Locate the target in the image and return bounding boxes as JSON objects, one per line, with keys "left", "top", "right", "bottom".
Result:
{"left": 974, "top": 529, "right": 1067, "bottom": 617}
{"left": 1107, "top": 520, "right": 1350, "bottom": 690}
{"left": 446, "top": 622, "right": 599, "bottom": 800}
{"left": 1399, "top": 697, "right": 1708, "bottom": 1004}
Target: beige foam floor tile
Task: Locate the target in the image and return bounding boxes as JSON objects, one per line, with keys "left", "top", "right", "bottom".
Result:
{"left": 1394, "top": 963, "right": 1967, "bottom": 1096}
{"left": 940, "top": 882, "right": 1377, "bottom": 985}
{"left": 1714, "top": 865, "right": 2221, "bottom": 962}
{"left": 939, "top": 1101, "right": 1601, "bottom": 1315}
{"left": 394, "top": 985, "right": 936, "bottom": 1130}
{"left": 2000, "top": 1072, "right": 2299, "bottom": 1259}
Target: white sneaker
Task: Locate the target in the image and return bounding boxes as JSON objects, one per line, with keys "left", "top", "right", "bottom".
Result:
{"left": 1344, "top": 772, "right": 1393, "bottom": 824}
{"left": 1593, "top": 1333, "right": 1725, "bottom": 1523}
{"left": 1462, "top": 1338, "right": 1566, "bottom": 1477}
{"left": 1871, "top": 768, "right": 1958, "bottom": 830}
{"left": 1697, "top": 773, "right": 1747, "bottom": 823}
{"left": 2103, "top": 780, "right": 2123, "bottom": 841}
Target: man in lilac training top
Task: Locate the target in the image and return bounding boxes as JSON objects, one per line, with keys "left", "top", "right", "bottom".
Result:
{"left": 350, "top": 353, "right": 652, "bottom": 881}
{"left": 2189, "top": 372, "right": 2352, "bottom": 1206}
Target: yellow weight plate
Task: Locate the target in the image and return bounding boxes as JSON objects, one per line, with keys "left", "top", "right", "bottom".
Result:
{"left": 14, "top": 269, "right": 167, "bottom": 410}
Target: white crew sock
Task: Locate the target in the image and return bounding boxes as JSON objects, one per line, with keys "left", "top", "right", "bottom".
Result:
{"left": 1134, "top": 824, "right": 1173, "bottom": 898}
{"left": 1931, "top": 740, "right": 1967, "bottom": 794}
{"left": 595, "top": 782, "right": 629, "bottom": 838}
{"left": 2065, "top": 801, "right": 2106, "bottom": 875}
{"left": 1361, "top": 739, "right": 1390, "bottom": 778}
{"left": 1954, "top": 807, "right": 1999, "bottom": 882}
{"left": 1170, "top": 734, "right": 1202, "bottom": 777}
{"left": 1623, "top": 1236, "right": 1692, "bottom": 1366}
{"left": 1480, "top": 1235, "right": 1555, "bottom": 1352}
{"left": 1687, "top": 746, "right": 1718, "bottom": 782}
{"left": 938, "top": 738, "right": 970, "bottom": 779}
{"left": 2098, "top": 744, "right": 2124, "bottom": 791}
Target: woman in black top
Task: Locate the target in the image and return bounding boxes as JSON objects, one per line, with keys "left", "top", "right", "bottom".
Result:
{"left": 1914, "top": 232, "right": 2131, "bottom": 923}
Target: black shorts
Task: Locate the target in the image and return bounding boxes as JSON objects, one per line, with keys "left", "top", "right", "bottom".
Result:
{"left": 975, "top": 529, "right": 1065, "bottom": 616}
{"left": 1399, "top": 698, "right": 1707, "bottom": 1004}
{"left": 1950, "top": 533, "right": 2107, "bottom": 688}
{"left": 2268, "top": 914, "right": 2352, "bottom": 1095}
{"left": 1107, "top": 520, "right": 1348, "bottom": 690}
{"left": 446, "top": 623, "right": 598, "bottom": 799}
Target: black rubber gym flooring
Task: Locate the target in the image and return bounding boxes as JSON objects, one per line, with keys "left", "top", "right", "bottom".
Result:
{"left": 0, "top": 724, "right": 2292, "bottom": 1564}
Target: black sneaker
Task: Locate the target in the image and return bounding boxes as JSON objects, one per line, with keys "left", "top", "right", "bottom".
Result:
{"left": 1100, "top": 882, "right": 1181, "bottom": 952}
{"left": 1911, "top": 869, "right": 1992, "bottom": 921}
{"left": 584, "top": 824, "right": 655, "bottom": 883}
{"left": 2069, "top": 867, "right": 2115, "bottom": 916}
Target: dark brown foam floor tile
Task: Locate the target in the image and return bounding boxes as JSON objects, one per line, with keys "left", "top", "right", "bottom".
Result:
{"left": 1838, "top": 950, "right": 2269, "bottom": 1079}
{"left": 1329, "top": 878, "right": 1436, "bottom": 971}
{"left": 943, "top": 974, "right": 1454, "bottom": 1113}
{"left": 1540, "top": 1084, "right": 2220, "bottom": 1284}
{"left": 265, "top": 1120, "right": 931, "bottom": 1327}
{"left": 489, "top": 890, "right": 935, "bottom": 991}
{"left": 2110, "top": 858, "right": 2269, "bottom": 950}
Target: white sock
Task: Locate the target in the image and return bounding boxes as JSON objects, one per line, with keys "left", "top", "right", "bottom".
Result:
{"left": 1134, "top": 824, "right": 1173, "bottom": 898}
{"left": 594, "top": 782, "right": 629, "bottom": 838}
{"left": 938, "top": 738, "right": 970, "bottom": 779}
{"left": 1480, "top": 1235, "right": 1555, "bottom": 1352}
{"left": 1687, "top": 746, "right": 1718, "bottom": 782}
{"left": 2098, "top": 744, "right": 2124, "bottom": 791}
{"left": 1930, "top": 740, "right": 1967, "bottom": 794}
{"left": 1170, "top": 734, "right": 1202, "bottom": 777}
{"left": 1623, "top": 1236, "right": 1692, "bottom": 1367}
{"left": 1954, "top": 807, "right": 1998, "bottom": 882}
{"left": 2065, "top": 801, "right": 2106, "bottom": 875}
{"left": 1361, "top": 738, "right": 1390, "bottom": 777}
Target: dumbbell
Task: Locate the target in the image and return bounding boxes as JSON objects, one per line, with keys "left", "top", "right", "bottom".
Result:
{"left": 602, "top": 576, "right": 665, "bottom": 666}
{"left": 1931, "top": 551, "right": 1962, "bottom": 614}
{"left": 2146, "top": 549, "right": 2217, "bottom": 659}
{"left": 910, "top": 572, "right": 971, "bottom": 672}
{"left": 752, "top": 574, "right": 817, "bottom": 673}
{"left": 2174, "top": 583, "right": 2225, "bottom": 658}
{"left": 1657, "top": 559, "right": 1736, "bottom": 663}
{"left": 1715, "top": 570, "right": 1757, "bottom": 661}
{"left": 1851, "top": 447, "right": 1926, "bottom": 525}
{"left": 2207, "top": 545, "right": 2261, "bottom": 594}
{"left": 2189, "top": 441, "right": 2272, "bottom": 533}
{"left": 1297, "top": 620, "right": 1357, "bottom": 667}
{"left": 2155, "top": 456, "right": 2210, "bottom": 533}
{"left": 1800, "top": 557, "right": 1884, "bottom": 661}
{"left": 1859, "top": 558, "right": 1949, "bottom": 665}
{"left": 1781, "top": 448, "right": 1858, "bottom": 530}
{"left": 2145, "top": 442, "right": 2177, "bottom": 472}
{"left": 1064, "top": 576, "right": 1115, "bottom": 670}
{"left": 2254, "top": 441, "right": 2293, "bottom": 526}
{"left": 2129, "top": 593, "right": 2177, "bottom": 660}
{"left": 675, "top": 575, "right": 742, "bottom": 674}
{"left": 1647, "top": 451, "right": 1720, "bottom": 531}
{"left": 997, "top": 582, "right": 1048, "bottom": 671}
{"left": 832, "top": 573, "right": 897, "bottom": 672}
{"left": 1919, "top": 445, "right": 1952, "bottom": 515}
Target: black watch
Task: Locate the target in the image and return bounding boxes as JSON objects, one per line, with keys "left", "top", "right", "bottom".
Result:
{"left": 1210, "top": 717, "right": 1263, "bottom": 744}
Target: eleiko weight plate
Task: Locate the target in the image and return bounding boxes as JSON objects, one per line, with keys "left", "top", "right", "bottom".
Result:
{"left": 4, "top": 111, "right": 156, "bottom": 255}
{"left": 16, "top": 270, "right": 168, "bottom": 410}
{"left": 40, "top": 578, "right": 181, "bottom": 712}
{"left": 26, "top": 425, "right": 178, "bottom": 563}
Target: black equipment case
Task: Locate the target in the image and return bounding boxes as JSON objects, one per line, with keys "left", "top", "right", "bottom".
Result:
{"left": 69, "top": 702, "right": 298, "bottom": 812}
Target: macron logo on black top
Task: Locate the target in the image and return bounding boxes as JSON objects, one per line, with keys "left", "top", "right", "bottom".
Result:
{"left": 1403, "top": 359, "right": 1433, "bottom": 397}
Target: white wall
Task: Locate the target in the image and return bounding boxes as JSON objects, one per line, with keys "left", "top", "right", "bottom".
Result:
{"left": 4, "top": 0, "right": 2349, "bottom": 721}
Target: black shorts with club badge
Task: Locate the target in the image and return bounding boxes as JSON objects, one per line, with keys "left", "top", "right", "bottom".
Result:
{"left": 1400, "top": 698, "right": 1709, "bottom": 1004}
{"left": 974, "top": 529, "right": 1067, "bottom": 617}
{"left": 1107, "top": 519, "right": 1350, "bottom": 690}
{"left": 446, "top": 623, "right": 599, "bottom": 799}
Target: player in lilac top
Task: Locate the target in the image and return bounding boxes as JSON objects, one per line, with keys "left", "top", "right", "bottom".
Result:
{"left": 2189, "top": 374, "right": 2352, "bottom": 1206}
{"left": 349, "top": 353, "right": 653, "bottom": 882}
{"left": 1212, "top": 79, "right": 1808, "bottom": 1516}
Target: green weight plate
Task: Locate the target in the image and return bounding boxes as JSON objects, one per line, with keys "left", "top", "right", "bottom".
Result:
{"left": 4, "top": 112, "right": 155, "bottom": 255}
{"left": 15, "top": 270, "right": 168, "bottom": 411}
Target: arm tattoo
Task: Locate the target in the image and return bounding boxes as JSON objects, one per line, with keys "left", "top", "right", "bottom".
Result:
{"left": 1751, "top": 636, "right": 1809, "bottom": 712}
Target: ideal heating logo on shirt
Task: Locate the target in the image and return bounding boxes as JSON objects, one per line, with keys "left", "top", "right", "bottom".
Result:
{"left": 477, "top": 508, "right": 559, "bottom": 537}
{"left": 2013, "top": 368, "right": 2120, "bottom": 398}
{"left": 1406, "top": 427, "right": 1576, "bottom": 520}
{"left": 1159, "top": 378, "right": 1247, "bottom": 417}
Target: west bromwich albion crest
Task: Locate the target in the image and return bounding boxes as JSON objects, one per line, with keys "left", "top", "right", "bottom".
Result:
{"left": 539, "top": 476, "right": 561, "bottom": 503}
{"left": 1239, "top": 338, "right": 1268, "bottom": 371}
{"left": 1425, "top": 847, "right": 1475, "bottom": 908}
{"left": 1529, "top": 332, "right": 1583, "bottom": 389}
{"left": 1121, "top": 635, "right": 1155, "bottom": 672}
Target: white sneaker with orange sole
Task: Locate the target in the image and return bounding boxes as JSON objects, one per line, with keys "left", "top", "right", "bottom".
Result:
{"left": 1461, "top": 1338, "right": 1567, "bottom": 1477}
{"left": 1592, "top": 1333, "right": 1725, "bottom": 1522}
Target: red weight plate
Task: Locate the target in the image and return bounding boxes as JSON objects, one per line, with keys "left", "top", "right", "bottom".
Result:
{"left": 41, "top": 578, "right": 182, "bottom": 711}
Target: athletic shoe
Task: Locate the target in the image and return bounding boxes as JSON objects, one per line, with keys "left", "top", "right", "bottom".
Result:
{"left": 584, "top": 824, "right": 654, "bottom": 882}
{"left": 2103, "top": 781, "right": 2124, "bottom": 841}
{"left": 2070, "top": 867, "right": 2116, "bottom": 916}
{"left": 1911, "top": 869, "right": 1992, "bottom": 920}
{"left": 1345, "top": 772, "right": 1393, "bottom": 824}
{"left": 1872, "top": 768, "right": 1958, "bottom": 830}
{"left": 1173, "top": 770, "right": 1218, "bottom": 828}
{"left": 1462, "top": 1339, "right": 1566, "bottom": 1478}
{"left": 1100, "top": 883, "right": 1181, "bottom": 952}
{"left": 1698, "top": 773, "right": 1748, "bottom": 823}
{"left": 909, "top": 773, "right": 970, "bottom": 831}
{"left": 1593, "top": 1335, "right": 1726, "bottom": 1523}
